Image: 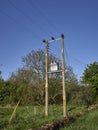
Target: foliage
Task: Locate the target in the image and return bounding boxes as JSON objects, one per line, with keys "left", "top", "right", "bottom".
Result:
{"left": 22, "top": 49, "right": 58, "bottom": 80}
{"left": 0, "top": 105, "right": 63, "bottom": 130}
{"left": 0, "top": 79, "right": 5, "bottom": 104}
{"left": 82, "top": 61, "right": 98, "bottom": 102}
{"left": 0, "top": 108, "right": 13, "bottom": 129}
{"left": 49, "top": 78, "right": 62, "bottom": 104}
{"left": 1, "top": 49, "right": 97, "bottom": 107}
{"left": 0, "top": 105, "right": 98, "bottom": 130}
{"left": 1, "top": 49, "right": 78, "bottom": 106}
{"left": 0, "top": 105, "right": 83, "bottom": 130}
{"left": 61, "top": 109, "right": 98, "bottom": 130}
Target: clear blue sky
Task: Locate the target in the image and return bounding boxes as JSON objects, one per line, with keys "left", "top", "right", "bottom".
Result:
{"left": 0, "top": 0, "right": 98, "bottom": 80}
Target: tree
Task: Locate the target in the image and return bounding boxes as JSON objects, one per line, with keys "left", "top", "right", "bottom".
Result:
{"left": 9, "top": 68, "right": 39, "bottom": 105}
{"left": 0, "top": 67, "right": 2, "bottom": 79}
{"left": 0, "top": 79, "right": 5, "bottom": 104}
{"left": 7, "top": 49, "right": 79, "bottom": 106}
{"left": 82, "top": 61, "right": 98, "bottom": 102}
{"left": 9, "top": 68, "right": 37, "bottom": 85}
{"left": 65, "top": 66, "right": 79, "bottom": 104}
{"left": 21, "top": 49, "right": 60, "bottom": 105}
{"left": 49, "top": 77, "right": 62, "bottom": 104}
{"left": 22, "top": 49, "right": 59, "bottom": 80}
{"left": 22, "top": 49, "right": 45, "bottom": 80}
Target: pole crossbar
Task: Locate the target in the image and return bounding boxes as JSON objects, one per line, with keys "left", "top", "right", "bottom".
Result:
{"left": 48, "top": 37, "right": 61, "bottom": 43}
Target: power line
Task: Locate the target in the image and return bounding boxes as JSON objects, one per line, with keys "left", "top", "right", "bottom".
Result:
{"left": 7, "top": 0, "right": 34, "bottom": 23}
{"left": 0, "top": 8, "right": 45, "bottom": 41}
{"left": 65, "top": 47, "right": 70, "bottom": 67}
{"left": 2, "top": 0, "right": 70, "bottom": 68}
{"left": 0, "top": 8, "right": 34, "bottom": 34}
{"left": 26, "top": 0, "right": 61, "bottom": 36}
{"left": 26, "top": 1, "right": 70, "bottom": 66}
{"left": 7, "top": 0, "right": 51, "bottom": 37}
{"left": 71, "top": 56, "right": 87, "bottom": 67}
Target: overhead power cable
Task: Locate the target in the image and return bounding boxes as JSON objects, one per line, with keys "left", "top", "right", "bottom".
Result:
{"left": 0, "top": 8, "right": 34, "bottom": 34}
{"left": 71, "top": 57, "right": 87, "bottom": 67}
{"left": 27, "top": 0, "right": 71, "bottom": 66}
{"left": 26, "top": 0, "right": 61, "bottom": 36}
{"left": 7, "top": 0, "right": 33, "bottom": 23}
{"left": 65, "top": 47, "right": 70, "bottom": 67}
{"left": 7, "top": 0, "right": 51, "bottom": 37}
{"left": 2, "top": 0, "right": 71, "bottom": 68}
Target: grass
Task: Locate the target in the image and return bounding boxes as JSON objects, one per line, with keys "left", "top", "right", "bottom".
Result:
{"left": 61, "top": 109, "right": 98, "bottom": 130}
{"left": 0, "top": 104, "right": 63, "bottom": 130}
{"left": 0, "top": 104, "right": 98, "bottom": 130}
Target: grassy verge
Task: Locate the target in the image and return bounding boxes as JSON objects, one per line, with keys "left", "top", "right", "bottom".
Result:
{"left": 0, "top": 105, "right": 63, "bottom": 130}
{"left": 0, "top": 104, "right": 97, "bottom": 130}
{"left": 61, "top": 109, "right": 98, "bottom": 130}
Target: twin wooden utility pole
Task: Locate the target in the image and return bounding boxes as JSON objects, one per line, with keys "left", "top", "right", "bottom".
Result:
{"left": 43, "top": 34, "right": 67, "bottom": 117}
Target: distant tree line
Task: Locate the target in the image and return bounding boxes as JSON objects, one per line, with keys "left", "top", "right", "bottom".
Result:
{"left": 0, "top": 49, "right": 98, "bottom": 106}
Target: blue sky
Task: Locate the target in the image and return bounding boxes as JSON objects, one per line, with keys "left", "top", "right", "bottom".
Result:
{"left": 0, "top": 0, "right": 98, "bottom": 80}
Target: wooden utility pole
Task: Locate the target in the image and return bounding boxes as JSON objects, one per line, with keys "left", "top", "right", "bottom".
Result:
{"left": 61, "top": 34, "right": 67, "bottom": 117}
{"left": 45, "top": 40, "right": 49, "bottom": 116}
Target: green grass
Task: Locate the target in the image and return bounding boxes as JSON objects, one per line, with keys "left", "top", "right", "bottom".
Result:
{"left": 0, "top": 104, "right": 98, "bottom": 130}
{"left": 61, "top": 109, "right": 98, "bottom": 130}
{"left": 0, "top": 104, "right": 63, "bottom": 130}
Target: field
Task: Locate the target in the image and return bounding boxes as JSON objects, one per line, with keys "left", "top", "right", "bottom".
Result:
{"left": 0, "top": 104, "right": 98, "bottom": 130}
{"left": 61, "top": 109, "right": 98, "bottom": 130}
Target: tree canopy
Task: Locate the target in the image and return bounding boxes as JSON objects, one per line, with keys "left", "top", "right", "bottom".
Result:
{"left": 82, "top": 61, "right": 98, "bottom": 102}
{"left": 1, "top": 49, "right": 96, "bottom": 106}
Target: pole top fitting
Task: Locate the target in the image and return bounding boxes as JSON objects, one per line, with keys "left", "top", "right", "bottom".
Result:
{"left": 43, "top": 40, "right": 46, "bottom": 43}
{"left": 51, "top": 37, "right": 55, "bottom": 40}
{"left": 42, "top": 40, "right": 48, "bottom": 44}
{"left": 61, "top": 34, "right": 64, "bottom": 39}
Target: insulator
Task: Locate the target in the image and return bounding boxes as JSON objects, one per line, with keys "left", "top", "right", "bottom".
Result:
{"left": 42, "top": 40, "right": 46, "bottom": 43}
{"left": 61, "top": 34, "right": 64, "bottom": 39}
{"left": 51, "top": 37, "right": 55, "bottom": 40}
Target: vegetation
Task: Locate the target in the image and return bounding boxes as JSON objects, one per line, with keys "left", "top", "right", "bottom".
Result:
{"left": 0, "top": 105, "right": 98, "bottom": 130}
{"left": 0, "top": 50, "right": 98, "bottom": 107}
{"left": 0, "top": 49, "right": 98, "bottom": 129}
{"left": 0, "top": 49, "right": 80, "bottom": 106}
{"left": 82, "top": 61, "right": 98, "bottom": 103}
{"left": 0, "top": 105, "right": 62, "bottom": 130}
{"left": 61, "top": 109, "right": 98, "bottom": 130}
